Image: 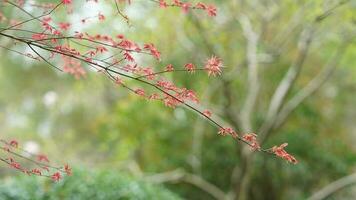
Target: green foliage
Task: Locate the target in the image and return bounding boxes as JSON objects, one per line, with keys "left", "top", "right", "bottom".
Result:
{"left": 0, "top": 169, "right": 181, "bottom": 200}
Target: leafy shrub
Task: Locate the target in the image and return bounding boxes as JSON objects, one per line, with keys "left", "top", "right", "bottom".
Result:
{"left": 0, "top": 169, "right": 181, "bottom": 200}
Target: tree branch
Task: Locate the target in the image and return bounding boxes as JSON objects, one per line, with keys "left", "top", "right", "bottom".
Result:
{"left": 238, "top": 14, "right": 260, "bottom": 132}
{"left": 307, "top": 173, "right": 356, "bottom": 200}
{"left": 258, "top": 0, "right": 350, "bottom": 144}
{"left": 145, "top": 169, "right": 227, "bottom": 200}
{"left": 273, "top": 41, "right": 349, "bottom": 130}
{"left": 258, "top": 25, "right": 314, "bottom": 143}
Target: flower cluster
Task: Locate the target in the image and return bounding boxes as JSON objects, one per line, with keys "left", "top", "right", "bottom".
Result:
{"left": 62, "top": 0, "right": 72, "bottom": 5}
{"left": 218, "top": 127, "right": 238, "bottom": 138}
{"left": 0, "top": 139, "right": 72, "bottom": 181}
{"left": 242, "top": 133, "right": 261, "bottom": 151}
{"left": 216, "top": 130, "right": 297, "bottom": 164}
{"left": 272, "top": 143, "right": 298, "bottom": 164}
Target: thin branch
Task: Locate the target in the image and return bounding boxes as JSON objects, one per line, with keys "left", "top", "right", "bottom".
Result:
{"left": 145, "top": 169, "right": 227, "bottom": 200}
{"left": 307, "top": 173, "right": 356, "bottom": 200}
{"left": 0, "top": 1, "right": 62, "bottom": 33}
{"left": 27, "top": 43, "right": 63, "bottom": 71}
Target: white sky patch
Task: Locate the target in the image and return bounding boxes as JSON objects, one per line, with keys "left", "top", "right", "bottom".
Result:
{"left": 23, "top": 141, "right": 40, "bottom": 155}
{"left": 37, "top": 120, "right": 52, "bottom": 138}
{"left": 124, "top": 3, "right": 149, "bottom": 21}
{"left": 68, "top": 1, "right": 114, "bottom": 32}
{"left": 5, "top": 111, "right": 28, "bottom": 128}
{"left": 43, "top": 91, "right": 58, "bottom": 107}
{"left": 22, "top": 97, "right": 35, "bottom": 113}
{"left": 144, "top": 17, "right": 158, "bottom": 30}
{"left": 60, "top": 98, "right": 74, "bottom": 115}
{"left": 23, "top": 0, "right": 35, "bottom": 12}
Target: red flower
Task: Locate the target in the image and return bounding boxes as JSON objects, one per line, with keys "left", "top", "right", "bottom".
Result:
{"left": 42, "top": 166, "right": 50, "bottom": 172}
{"left": 32, "top": 33, "right": 47, "bottom": 40}
{"left": 242, "top": 133, "right": 261, "bottom": 150}
{"left": 149, "top": 93, "right": 160, "bottom": 100}
{"left": 180, "top": 89, "right": 199, "bottom": 103}
{"left": 159, "top": 0, "right": 167, "bottom": 8}
{"left": 96, "top": 46, "right": 108, "bottom": 53}
{"left": 203, "top": 110, "right": 212, "bottom": 117}
{"left": 142, "top": 67, "right": 156, "bottom": 80}
{"left": 165, "top": 64, "right": 174, "bottom": 72}
{"left": 184, "top": 63, "right": 195, "bottom": 73}
{"left": 58, "top": 22, "right": 71, "bottom": 31}
{"left": 37, "top": 154, "right": 50, "bottom": 163}
{"left": 115, "top": 77, "right": 123, "bottom": 85}
{"left": 116, "top": 34, "right": 124, "bottom": 39}
{"left": 42, "top": 17, "right": 52, "bottom": 23}
{"left": 124, "top": 52, "right": 135, "bottom": 62}
{"left": 218, "top": 127, "right": 238, "bottom": 138}
{"left": 9, "top": 140, "right": 18, "bottom": 148}
{"left": 64, "top": 164, "right": 72, "bottom": 176}
{"left": 181, "top": 3, "right": 191, "bottom": 13}
{"left": 62, "top": 0, "right": 72, "bottom": 5}
{"left": 173, "top": 0, "right": 182, "bottom": 6}
{"left": 144, "top": 43, "right": 161, "bottom": 60}
{"left": 53, "top": 30, "right": 62, "bottom": 36}
{"left": 31, "top": 168, "right": 42, "bottom": 175}
{"left": 51, "top": 172, "right": 61, "bottom": 182}
{"left": 135, "top": 89, "right": 145, "bottom": 97}
{"left": 118, "top": 39, "right": 134, "bottom": 49}
{"left": 218, "top": 128, "right": 227, "bottom": 136}
{"left": 242, "top": 133, "right": 257, "bottom": 142}
{"left": 163, "top": 95, "right": 181, "bottom": 108}
{"left": 98, "top": 13, "right": 105, "bottom": 21}
{"left": 272, "top": 143, "right": 298, "bottom": 164}
{"left": 204, "top": 56, "right": 223, "bottom": 76}
{"left": 156, "top": 80, "right": 174, "bottom": 89}
{"left": 206, "top": 5, "right": 217, "bottom": 17}
{"left": 196, "top": 2, "right": 207, "bottom": 9}
{"left": 10, "top": 161, "right": 21, "bottom": 169}
{"left": 62, "top": 56, "right": 86, "bottom": 79}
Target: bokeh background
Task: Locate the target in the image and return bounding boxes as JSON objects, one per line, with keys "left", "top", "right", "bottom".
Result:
{"left": 0, "top": 0, "right": 355, "bottom": 199}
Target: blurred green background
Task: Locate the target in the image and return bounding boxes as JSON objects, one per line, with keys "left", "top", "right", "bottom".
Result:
{"left": 0, "top": 0, "right": 355, "bottom": 199}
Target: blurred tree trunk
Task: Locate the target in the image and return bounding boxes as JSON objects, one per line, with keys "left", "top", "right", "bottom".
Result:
{"left": 235, "top": 146, "right": 254, "bottom": 200}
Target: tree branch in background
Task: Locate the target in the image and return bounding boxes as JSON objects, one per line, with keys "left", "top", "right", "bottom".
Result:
{"left": 145, "top": 169, "right": 227, "bottom": 200}
{"left": 273, "top": 40, "right": 350, "bottom": 130}
{"left": 222, "top": 78, "right": 242, "bottom": 131}
{"left": 258, "top": 0, "right": 350, "bottom": 144}
{"left": 188, "top": 84, "right": 222, "bottom": 175}
{"left": 307, "top": 172, "right": 356, "bottom": 200}
{"left": 238, "top": 14, "right": 260, "bottom": 133}
{"left": 258, "top": 25, "right": 314, "bottom": 143}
